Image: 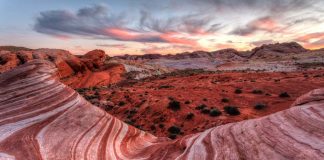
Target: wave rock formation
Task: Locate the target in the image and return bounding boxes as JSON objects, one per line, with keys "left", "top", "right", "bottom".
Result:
{"left": 0, "top": 60, "right": 323, "bottom": 160}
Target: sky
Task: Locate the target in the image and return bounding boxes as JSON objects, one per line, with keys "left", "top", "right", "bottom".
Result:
{"left": 0, "top": 0, "right": 324, "bottom": 55}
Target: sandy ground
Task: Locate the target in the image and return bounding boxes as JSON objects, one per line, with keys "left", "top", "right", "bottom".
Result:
{"left": 78, "top": 69, "right": 324, "bottom": 139}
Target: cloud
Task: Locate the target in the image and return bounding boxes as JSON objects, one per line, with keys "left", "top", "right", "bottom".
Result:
{"left": 304, "top": 39, "right": 324, "bottom": 49}
{"left": 251, "top": 39, "right": 276, "bottom": 47}
{"left": 139, "top": 10, "right": 222, "bottom": 35}
{"left": 196, "top": 0, "right": 314, "bottom": 15}
{"left": 34, "top": 4, "right": 128, "bottom": 38}
{"left": 295, "top": 32, "right": 324, "bottom": 49}
{"left": 295, "top": 32, "right": 324, "bottom": 42}
{"left": 34, "top": 4, "right": 201, "bottom": 46}
{"left": 215, "top": 43, "right": 236, "bottom": 49}
{"left": 32, "top": 1, "right": 324, "bottom": 53}
{"left": 230, "top": 16, "right": 280, "bottom": 36}
{"left": 96, "top": 44, "right": 127, "bottom": 50}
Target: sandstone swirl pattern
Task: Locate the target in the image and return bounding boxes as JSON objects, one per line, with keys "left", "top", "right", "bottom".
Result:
{"left": 0, "top": 60, "right": 323, "bottom": 160}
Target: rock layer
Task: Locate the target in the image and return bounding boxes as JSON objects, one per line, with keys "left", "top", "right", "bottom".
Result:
{"left": 0, "top": 60, "right": 323, "bottom": 160}
{"left": 0, "top": 49, "right": 125, "bottom": 88}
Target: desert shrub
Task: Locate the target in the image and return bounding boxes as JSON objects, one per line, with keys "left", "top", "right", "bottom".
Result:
{"left": 150, "top": 125, "right": 156, "bottom": 130}
{"left": 195, "top": 104, "right": 207, "bottom": 110}
{"left": 84, "top": 95, "right": 98, "bottom": 100}
{"left": 168, "top": 134, "right": 177, "bottom": 139}
{"left": 234, "top": 88, "right": 242, "bottom": 94}
{"left": 118, "top": 101, "right": 126, "bottom": 106}
{"left": 221, "top": 98, "right": 229, "bottom": 103}
{"left": 168, "top": 126, "right": 181, "bottom": 134}
{"left": 254, "top": 103, "right": 267, "bottom": 110}
{"left": 76, "top": 88, "right": 86, "bottom": 93}
{"left": 201, "top": 108, "right": 210, "bottom": 114}
{"left": 203, "top": 98, "right": 208, "bottom": 101}
{"left": 184, "top": 100, "right": 191, "bottom": 104}
{"left": 159, "top": 85, "right": 173, "bottom": 89}
{"left": 279, "top": 92, "right": 290, "bottom": 98}
{"left": 186, "top": 113, "right": 194, "bottom": 120}
{"left": 129, "top": 109, "right": 137, "bottom": 114}
{"left": 252, "top": 89, "right": 263, "bottom": 94}
{"left": 168, "top": 100, "right": 181, "bottom": 111}
{"left": 0, "top": 57, "right": 7, "bottom": 65}
{"left": 224, "top": 106, "right": 240, "bottom": 115}
{"left": 125, "top": 120, "right": 134, "bottom": 125}
{"left": 209, "top": 109, "right": 222, "bottom": 117}
{"left": 159, "top": 123, "right": 165, "bottom": 128}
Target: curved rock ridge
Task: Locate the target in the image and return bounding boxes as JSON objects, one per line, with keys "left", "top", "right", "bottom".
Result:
{"left": 0, "top": 60, "right": 323, "bottom": 160}
{"left": 0, "top": 49, "right": 125, "bottom": 88}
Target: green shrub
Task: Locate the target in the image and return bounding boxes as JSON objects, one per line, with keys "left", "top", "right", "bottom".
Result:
{"left": 235, "top": 88, "right": 242, "bottom": 94}
{"left": 201, "top": 108, "right": 210, "bottom": 114}
{"left": 254, "top": 103, "right": 267, "bottom": 110}
{"left": 158, "top": 85, "right": 173, "bottom": 89}
{"left": 159, "top": 124, "right": 165, "bottom": 128}
{"left": 224, "top": 106, "right": 240, "bottom": 115}
{"left": 209, "top": 109, "right": 222, "bottom": 117}
{"left": 168, "top": 126, "right": 181, "bottom": 134}
{"left": 279, "top": 92, "right": 290, "bottom": 98}
{"left": 168, "top": 134, "right": 177, "bottom": 139}
{"left": 118, "top": 101, "right": 126, "bottom": 106}
{"left": 168, "top": 100, "right": 181, "bottom": 111}
{"left": 195, "top": 104, "right": 207, "bottom": 110}
{"left": 221, "top": 98, "right": 229, "bottom": 103}
{"left": 85, "top": 95, "right": 98, "bottom": 100}
{"left": 186, "top": 113, "right": 194, "bottom": 120}
{"left": 252, "top": 89, "right": 263, "bottom": 94}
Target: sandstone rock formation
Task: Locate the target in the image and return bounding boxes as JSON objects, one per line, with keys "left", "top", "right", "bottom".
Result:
{"left": 80, "top": 49, "right": 108, "bottom": 71}
{"left": 0, "top": 48, "right": 125, "bottom": 88}
{"left": 0, "top": 60, "right": 323, "bottom": 159}
{"left": 249, "top": 42, "right": 308, "bottom": 59}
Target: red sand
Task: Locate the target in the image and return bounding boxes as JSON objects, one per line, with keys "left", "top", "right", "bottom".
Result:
{"left": 83, "top": 69, "right": 324, "bottom": 138}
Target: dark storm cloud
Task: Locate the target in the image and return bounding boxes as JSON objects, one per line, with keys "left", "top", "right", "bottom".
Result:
{"left": 34, "top": 4, "right": 126, "bottom": 38}
{"left": 34, "top": 5, "right": 169, "bottom": 43}
{"left": 34, "top": 4, "right": 200, "bottom": 45}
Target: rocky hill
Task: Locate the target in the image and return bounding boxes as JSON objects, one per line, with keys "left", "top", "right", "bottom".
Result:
{"left": 0, "top": 60, "right": 323, "bottom": 159}
{"left": 116, "top": 48, "right": 244, "bottom": 61}
{"left": 248, "top": 42, "right": 308, "bottom": 59}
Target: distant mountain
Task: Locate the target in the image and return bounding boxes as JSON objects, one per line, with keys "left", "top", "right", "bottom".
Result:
{"left": 115, "top": 42, "right": 309, "bottom": 61}
{"left": 115, "top": 49, "right": 244, "bottom": 61}
{"left": 248, "top": 42, "right": 308, "bottom": 59}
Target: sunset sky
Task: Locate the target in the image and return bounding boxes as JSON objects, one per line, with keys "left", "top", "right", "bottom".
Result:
{"left": 0, "top": 0, "right": 324, "bottom": 55}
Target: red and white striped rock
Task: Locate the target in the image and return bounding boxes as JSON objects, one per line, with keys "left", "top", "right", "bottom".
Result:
{"left": 0, "top": 60, "right": 323, "bottom": 160}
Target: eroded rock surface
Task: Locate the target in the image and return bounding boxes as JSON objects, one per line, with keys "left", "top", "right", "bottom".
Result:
{"left": 0, "top": 49, "right": 125, "bottom": 88}
{"left": 0, "top": 60, "right": 323, "bottom": 159}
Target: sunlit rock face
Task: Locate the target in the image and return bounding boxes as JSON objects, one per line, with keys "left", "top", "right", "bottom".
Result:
{"left": 0, "top": 60, "right": 323, "bottom": 160}
{"left": 0, "top": 49, "right": 125, "bottom": 89}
